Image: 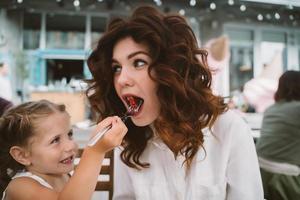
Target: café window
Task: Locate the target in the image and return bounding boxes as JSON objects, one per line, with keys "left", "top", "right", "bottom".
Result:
{"left": 261, "top": 31, "right": 287, "bottom": 72}
{"left": 227, "top": 29, "right": 254, "bottom": 91}
{"left": 23, "top": 12, "right": 41, "bottom": 49}
{"left": 91, "top": 16, "right": 106, "bottom": 49}
{"left": 46, "top": 14, "right": 85, "bottom": 49}
{"left": 46, "top": 59, "right": 84, "bottom": 85}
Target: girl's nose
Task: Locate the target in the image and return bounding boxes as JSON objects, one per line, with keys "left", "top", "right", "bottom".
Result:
{"left": 65, "top": 139, "right": 78, "bottom": 152}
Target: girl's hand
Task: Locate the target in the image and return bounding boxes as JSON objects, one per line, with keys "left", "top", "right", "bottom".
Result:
{"left": 89, "top": 116, "right": 127, "bottom": 153}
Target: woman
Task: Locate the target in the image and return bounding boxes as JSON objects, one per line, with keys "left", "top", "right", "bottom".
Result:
{"left": 86, "top": 6, "right": 263, "bottom": 200}
{"left": 256, "top": 70, "right": 300, "bottom": 200}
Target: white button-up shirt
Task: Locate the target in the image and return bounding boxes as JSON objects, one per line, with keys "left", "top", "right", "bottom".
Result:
{"left": 113, "top": 110, "right": 264, "bottom": 200}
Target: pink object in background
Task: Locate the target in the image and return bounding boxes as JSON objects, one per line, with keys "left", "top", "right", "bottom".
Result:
{"left": 205, "top": 35, "right": 230, "bottom": 97}
{"left": 243, "top": 51, "right": 283, "bottom": 113}
{"left": 243, "top": 78, "right": 277, "bottom": 113}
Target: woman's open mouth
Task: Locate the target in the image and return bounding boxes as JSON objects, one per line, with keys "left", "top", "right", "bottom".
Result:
{"left": 123, "top": 95, "right": 144, "bottom": 116}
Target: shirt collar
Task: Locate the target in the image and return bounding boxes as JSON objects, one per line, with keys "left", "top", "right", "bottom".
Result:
{"left": 148, "top": 126, "right": 211, "bottom": 150}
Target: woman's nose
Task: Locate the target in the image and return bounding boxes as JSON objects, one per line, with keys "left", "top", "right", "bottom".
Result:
{"left": 116, "top": 67, "right": 134, "bottom": 87}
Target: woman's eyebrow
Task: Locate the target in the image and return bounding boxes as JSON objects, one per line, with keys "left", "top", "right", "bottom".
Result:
{"left": 112, "top": 51, "right": 149, "bottom": 63}
{"left": 128, "top": 51, "right": 149, "bottom": 59}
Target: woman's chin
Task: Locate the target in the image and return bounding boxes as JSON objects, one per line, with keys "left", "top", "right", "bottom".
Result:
{"left": 131, "top": 118, "right": 152, "bottom": 127}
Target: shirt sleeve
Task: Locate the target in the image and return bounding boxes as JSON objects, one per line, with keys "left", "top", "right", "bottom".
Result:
{"left": 113, "top": 148, "right": 135, "bottom": 200}
{"left": 225, "top": 111, "right": 264, "bottom": 200}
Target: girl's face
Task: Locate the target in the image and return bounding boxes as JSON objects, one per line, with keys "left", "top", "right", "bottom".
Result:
{"left": 112, "top": 36, "right": 161, "bottom": 126}
{"left": 26, "top": 112, "right": 78, "bottom": 176}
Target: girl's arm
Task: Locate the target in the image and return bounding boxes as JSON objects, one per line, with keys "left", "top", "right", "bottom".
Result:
{"left": 58, "top": 147, "right": 105, "bottom": 200}
{"left": 59, "top": 116, "right": 127, "bottom": 200}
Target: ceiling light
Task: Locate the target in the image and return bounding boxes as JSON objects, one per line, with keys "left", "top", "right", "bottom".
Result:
{"left": 210, "top": 3, "right": 216, "bottom": 10}
{"left": 73, "top": 0, "right": 80, "bottom": 7}
{"left": 274, "top": 12, "right": 280, "bottom": 20}
{"left": 190, "top": 0, "right": 196, "bottom": 7}
{"left": 257, "top": 14, "right": 263, "bottom": 21}
{"left": 179, "top": 9, "right": 185, "bottom": 16}
{"left": 228, "top": 0, "right": 234, "bottom": 5}
{"left": 153, "top": 0, "right": 162, "bottom": 6}
{"left": 240, "top": 5, "right": 246, "bottom": 11}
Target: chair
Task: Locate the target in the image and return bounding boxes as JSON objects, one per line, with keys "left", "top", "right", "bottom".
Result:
{"left": 76, "top": 149, "right": 114, "bottom": 200}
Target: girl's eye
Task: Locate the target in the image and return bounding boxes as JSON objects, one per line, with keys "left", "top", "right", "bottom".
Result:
{"left": 112, "top": 64, "right": 121, "bottom": 74}
{"left": 51, "top": 136, "right": 60, "bottom": 144}
{"left": 134, "top": 59, "right": 147, "bottom": 68}
{"left": 68, "top": 130, "right": 73, "bottom": 139}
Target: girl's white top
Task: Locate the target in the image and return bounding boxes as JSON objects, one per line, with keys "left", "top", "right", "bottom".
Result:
{"left": 113, "top": 110, "right": 264, "bottom": 200}
{"left": 2, "top": 171, "right": 52, "bottom": 200}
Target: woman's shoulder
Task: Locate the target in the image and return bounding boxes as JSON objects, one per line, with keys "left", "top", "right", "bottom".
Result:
{"left": 211, "top": 110, "right": 251, "bottom": 140}
{"left": 214, "top": 110, "right": 248, "bottom": 129}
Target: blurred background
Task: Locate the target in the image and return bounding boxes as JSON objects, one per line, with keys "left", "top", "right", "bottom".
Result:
{"left": 0, "top": 0, "right": 300, "bottom": 125}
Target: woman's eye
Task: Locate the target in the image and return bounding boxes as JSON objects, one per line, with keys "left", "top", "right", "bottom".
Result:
{"left": 112, "top": 64, "right": 121, "bottom": 73}
{"left": 134, "top": 59, "right": 147, "bottom": 68}
{"left": 51, "top": 136, "right": 60, "bottom": 144}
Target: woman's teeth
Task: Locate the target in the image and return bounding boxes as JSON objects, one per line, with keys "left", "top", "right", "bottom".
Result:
{"left": 125, "top": 96, "right": 143, "bottom": 115}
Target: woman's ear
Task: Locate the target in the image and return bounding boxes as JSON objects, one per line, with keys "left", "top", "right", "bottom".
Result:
{"left": 9, "top": 146, "right": 31, "bottom": 166}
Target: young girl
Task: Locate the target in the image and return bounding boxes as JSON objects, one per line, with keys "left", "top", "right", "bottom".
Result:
{"left": 86, "top": 5, "right": 263, "bottom": 200}
{"left": 0, "top": 100, "right": 127, "bottom": 200}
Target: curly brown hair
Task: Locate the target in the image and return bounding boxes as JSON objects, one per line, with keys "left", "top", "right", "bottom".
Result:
{"left": 0, "top": 100, "right": 66, "bottom": 194}
{"left": 86, "top": 6, "right": 227, "bottom": 169}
